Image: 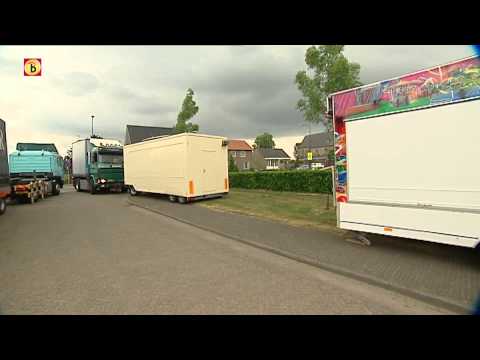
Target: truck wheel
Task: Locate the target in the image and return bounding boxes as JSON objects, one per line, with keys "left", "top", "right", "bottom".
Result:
{"left": 52, "top": 183, "right": 60, "bottom": 196}
{"left": 169, "top": 195, "right": 178, "bottom": 202}
{"left": 90, "top": 179, "right": 97, "bottom": 195}
{"left": 178, "top": 196, "right": 187, "bottom": 204}
{"left": 75, "top": 180, "right": 81, "bottom": 192}
{"left": 0, "top": 198, "right": 6, "bottom": 215}
{"left": 129, "top": 186, "right": 138, "bottom": 196}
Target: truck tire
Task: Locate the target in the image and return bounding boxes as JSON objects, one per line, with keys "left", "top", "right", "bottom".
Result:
{"left": 0, "top": 198, "right": 6, "bottom": 215}
{"left": 90, "top": 179, "right": 97, "bottom": 195}
{"left": 75, "top": 180, "right": 81, "bottom": 192}
{"left": 52, "top": 183, "right": 60, "bottom": 196}
{"left": 178, "top": 196, "right": 187, "bottom": 204}
{"left": 129, "top": 185, "right": 138, "bottom": 196}
{"left": 168, "top": 195, "right": 178, "bottom": 202}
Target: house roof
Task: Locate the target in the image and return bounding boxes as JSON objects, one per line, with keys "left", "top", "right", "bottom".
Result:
{"left": 125, "top": 125, "right": 173, "bottom": 145}
{"left": 257, "top": 148, "right": 290, "bottom": 159}
{"left": 228, "top": 140, "right": 253, "bottom": 151}
{"left": 296, "top": 132, "right": 332, "bottom": 149}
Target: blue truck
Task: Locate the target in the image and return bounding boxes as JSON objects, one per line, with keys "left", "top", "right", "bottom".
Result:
{"left": 9, "top": 142, "right": 64, "bottom": 197}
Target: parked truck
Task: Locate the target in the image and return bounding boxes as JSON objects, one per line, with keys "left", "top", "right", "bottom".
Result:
{"left": 9, "top": 142, "right": 64, "bottom": 200}
{"left": 124, "top": 133, "right": 229, "bottom": 203}
{"left": 328, "top": 55, "right": 480, "bottom": 248}
{"left": 72, "top": 138, "right": 125, "bottom": 194}
{"left": 0, "top": 119, "right": 10, "bottom": 215}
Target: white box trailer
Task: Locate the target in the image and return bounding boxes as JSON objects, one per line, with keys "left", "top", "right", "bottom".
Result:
{"left": 329, "top": 55, "right": 480, "bottom": 248}
{"left": 124, "top": 133, "right": 229, "bottom": 203}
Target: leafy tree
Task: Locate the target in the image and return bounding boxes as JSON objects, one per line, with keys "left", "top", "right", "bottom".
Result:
{"left": 228, "top": 154, "right": 238, "bottom": 172}
{"left": 174, "top": 88, "right": 199, "bottom": 134}
{"left": 254, "top": 132, "right": 275, "bottom": 149}
{"left": 295, "top": 45, "right": 362, "bottom": 131}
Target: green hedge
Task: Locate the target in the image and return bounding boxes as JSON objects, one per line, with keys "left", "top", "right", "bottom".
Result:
{"left": 229, "top": 170, "right": 333, "bottom": 194}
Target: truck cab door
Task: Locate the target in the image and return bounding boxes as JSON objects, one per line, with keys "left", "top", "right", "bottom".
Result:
{"left": 89, "top": 150, "right": 98, "bottom": 179}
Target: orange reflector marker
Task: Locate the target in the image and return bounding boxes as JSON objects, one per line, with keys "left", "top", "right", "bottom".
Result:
{"left": 189, "top": 180, "right": 194, "bottom": 195}
{"left": 384, "top": 227, "right": 393, "bottom": 232}
{"left": 224, "top": 178, "right": 229, "bottom": 190}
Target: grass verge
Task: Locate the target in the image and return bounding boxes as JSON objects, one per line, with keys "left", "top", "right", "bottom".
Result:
{"left": 198, "top": 188, "right": 338, "bottom": 231}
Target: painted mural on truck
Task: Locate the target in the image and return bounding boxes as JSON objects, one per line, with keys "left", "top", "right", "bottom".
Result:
{"left": 333, "top": 116, "right": 348, "bottom": 203}
{"left": 333, "top": 56, "right": 480, "bottom": 121}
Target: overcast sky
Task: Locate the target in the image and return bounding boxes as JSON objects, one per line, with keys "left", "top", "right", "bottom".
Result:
{"left": 0, "top": 45, "right": 475, "bottom": 157}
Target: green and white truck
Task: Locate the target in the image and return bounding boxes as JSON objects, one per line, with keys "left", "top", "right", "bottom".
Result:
{"left": 72, "top": 138, "right": 125, "bottom": 194}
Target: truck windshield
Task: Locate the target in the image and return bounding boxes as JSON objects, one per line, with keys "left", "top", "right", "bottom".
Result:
{"left": 16, "top": 143, "right": 58, "bottom": 153}
{"left": 98, "top": 153, "right": 123, "bottom": 165}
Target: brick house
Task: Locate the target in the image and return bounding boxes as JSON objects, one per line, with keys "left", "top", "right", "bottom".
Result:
{"left": 294, "top": 132, "right": 334, "bottom": 168}
{"left": 228, "top": 140, "right": 253, "bottom": 171}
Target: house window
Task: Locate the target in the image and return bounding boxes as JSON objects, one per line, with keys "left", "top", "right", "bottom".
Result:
{"left": 239, "top": 151, "right": 246, "bottom": 158}
{"left": 267, "top": 159, "right": 279, "bottom": 168}
{"left": 231, "top": 151, "right": 236, "bottom": 157}
{"left": 243, "top": 161, "right": 249, "bottom": 170}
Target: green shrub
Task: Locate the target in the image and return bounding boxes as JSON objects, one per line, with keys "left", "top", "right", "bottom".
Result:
{"left": 229, "top": 169, "right": 333, "bottom": 194}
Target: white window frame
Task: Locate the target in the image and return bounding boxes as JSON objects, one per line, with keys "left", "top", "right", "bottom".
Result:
{"left": 239, "top": 151, "right": 246, "bottom": 158}
{"left": 266, "top": 159, "right": 279, "bottom": 169}
{"left": 231, "top": 151, "right": 236, "bottom": 157}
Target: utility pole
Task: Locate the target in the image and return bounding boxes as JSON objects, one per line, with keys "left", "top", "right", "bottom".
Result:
{"left": 91, "top": 115, "right": 95, "bottom": 137}
{"left": 308, "top": 122, "right": 312, "bottom": 169}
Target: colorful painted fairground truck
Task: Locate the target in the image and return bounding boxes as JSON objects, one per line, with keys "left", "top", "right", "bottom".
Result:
{"left": 8, "top": 142, "right": 64, "bottom": 204}
{"left": 0, "top": 119, "right": 10, "bottom": 215}
{"left": 328, "top": 55, "right": 480, "bottom": 248}
{"left": 72, "top": 138, "right": 125, "bottom": 194}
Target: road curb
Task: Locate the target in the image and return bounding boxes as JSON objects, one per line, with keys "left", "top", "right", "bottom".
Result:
{"left": 127, "top": 198, "right": 470, "bottom": 314}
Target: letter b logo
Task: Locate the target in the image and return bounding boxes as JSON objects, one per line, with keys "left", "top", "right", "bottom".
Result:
{"left": 24, "top": 58, "right": 42, "bottom": 76}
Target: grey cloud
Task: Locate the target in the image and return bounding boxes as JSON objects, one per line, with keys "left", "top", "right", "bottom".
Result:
{"left": 107, "top": 85, "right": 178, "bottom": 116}
{"left": 183, "top": 47, "right": 306, "bottom": 138}
{"left": 132, "top": 102, "right": 177, "bottom": 116}
{"left": 194, "top": 57, "right": 294, "bottom": 97}
{"left": 52, "top": 72, "right": 100, "bottom": 97}
{"left": 345, "top": 45, "right": 474, "bottom": 84}
{"left": 194, "top": 86, "right": 313, "bottom": 140}
{"left": 10, "top": 45, "right": 474, "bottom": 156}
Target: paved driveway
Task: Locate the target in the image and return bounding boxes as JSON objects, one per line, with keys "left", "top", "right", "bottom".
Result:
{"left": 0, "top": 188, "right": 451, "bottom": 314}
{"left": 129, "top": 193, "right": 480, "bottom": 313}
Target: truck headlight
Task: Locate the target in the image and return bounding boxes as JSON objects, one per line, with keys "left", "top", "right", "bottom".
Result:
{"left": 100, "top": 179, "right": 106, "bottom": 183}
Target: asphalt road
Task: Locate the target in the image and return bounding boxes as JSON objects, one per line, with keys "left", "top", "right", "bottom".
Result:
{"left": 0, "top": 186, "right": 453, "bottom": 314}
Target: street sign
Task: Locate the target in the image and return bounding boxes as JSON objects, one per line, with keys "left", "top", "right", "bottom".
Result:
{"left": 307, "top": 152, "right": 313, "bottom": 161}
{"left": 24, "top": 58, "right": 42, "bottom": 76}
